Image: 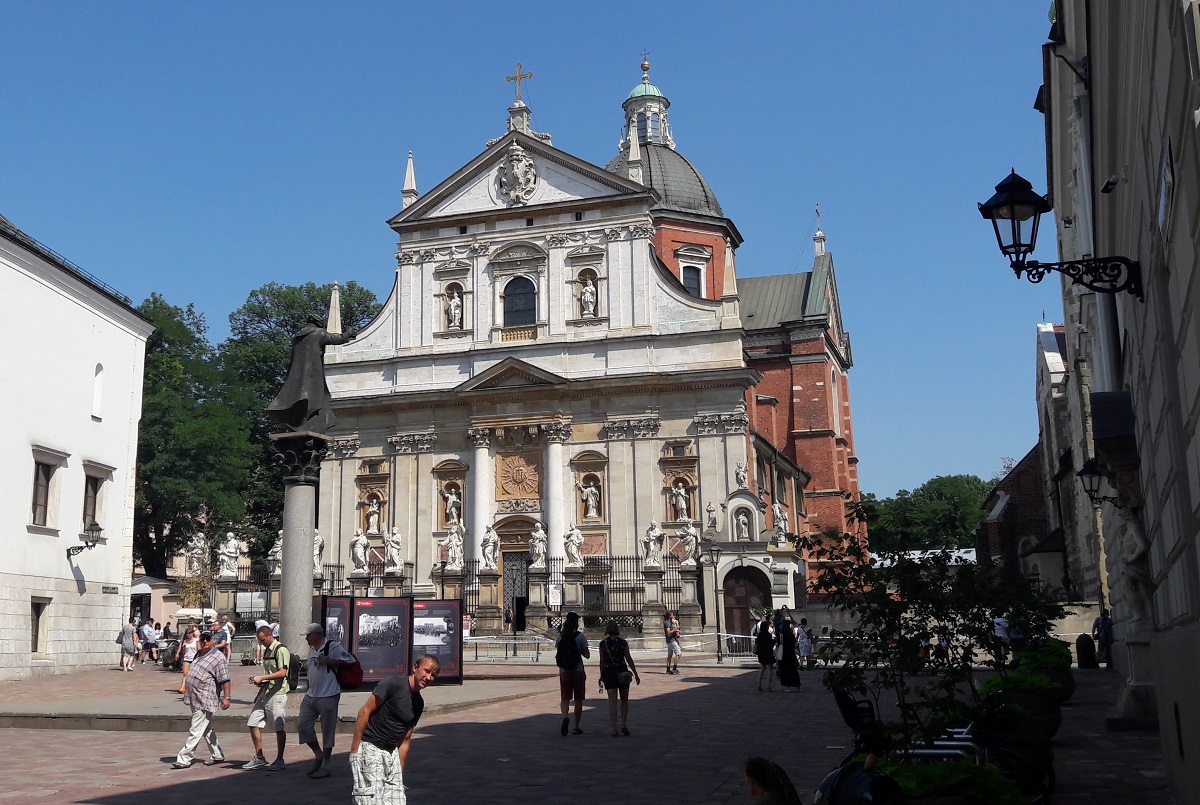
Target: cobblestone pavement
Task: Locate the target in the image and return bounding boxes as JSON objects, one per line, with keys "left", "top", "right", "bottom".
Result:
{"left": 0, "top": 663, "right": 1175, "bottom": 804}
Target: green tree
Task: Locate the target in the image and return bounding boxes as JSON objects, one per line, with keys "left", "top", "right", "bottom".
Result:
{"left": 219, "top": 282, "right": 381, "bottom": 553}
{"left": 866, "top": 474, "right": 991, "bottom": 552}
{"left": 134, "top": 294, "right": 256, "bottom": 577}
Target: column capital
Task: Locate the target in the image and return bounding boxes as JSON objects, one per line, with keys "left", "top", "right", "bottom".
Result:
{"left": 388, "top": 431, "right": 438, "bottom": 453}
{"left": 270, "top": 432, "right": 330, "bottom": 485}
{"left": 467, "top": 427, "right": 492, "bottom": 448}
{"left": 540, "top": 421, "right": 573, "bottom": 443}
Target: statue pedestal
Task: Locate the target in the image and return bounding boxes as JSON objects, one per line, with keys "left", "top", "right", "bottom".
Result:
{"left": 1110, "top": 631, "right": 1159, "bottom": 727}
{"left": 438, "top": 569, "right": 465, "bottom": 601}
{"left": 677, "top": 566, "right": 702, "bottom": 636}
{"left": 475, "top": 570, "right": 503, "bottom": 634}
{"left": 271, "top": 430, "right": 330, "bottom": 651}
{"left": 525, "top": 567, "right": 550, "bottom": 631}
{"left": 563, "top": 568, "right": 585, "bottom": 611}
{"left": 642, "top": 568, "right": 666, "bottom": 647}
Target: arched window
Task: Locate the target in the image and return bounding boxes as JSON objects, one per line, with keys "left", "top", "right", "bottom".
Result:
{"left": 682, "top": 266, "right": 702, "bottom": 296}
{"left": 503, "top": 276, "right": 537, "bottom": 327}
{"left": 636, "top": 113, "right": 648, "bottom": 144}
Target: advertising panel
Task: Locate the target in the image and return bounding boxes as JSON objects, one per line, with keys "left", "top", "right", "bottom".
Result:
{"left": 411, "top": 599, "right": 463, "bottom": 685}
{"left": 352, "top": 597, "right": 413, "bottom": 682}
{"left": 323, "top": 596, "right": 351, "bottom": 647}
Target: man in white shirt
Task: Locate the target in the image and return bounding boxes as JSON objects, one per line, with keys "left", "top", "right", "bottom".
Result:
{"left": 300, "top": 622, "right": 355, "bottom": 779}
{"left": 139, "top": 620, "right": 158, "bottom": 664}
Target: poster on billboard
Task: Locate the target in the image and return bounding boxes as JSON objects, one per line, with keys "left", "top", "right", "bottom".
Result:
{"left": 322, "top": 597, "right": 351, "bottom": 647}
{"left": 352, "top": 597, "right": 413, "bottom": 682}
{"left": 411, "top": 599, "right": 463, "bottom": 685}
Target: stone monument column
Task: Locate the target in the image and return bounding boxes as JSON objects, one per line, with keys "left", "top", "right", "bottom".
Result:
{"left": 468, "top": 427, "right": 491, "bottom": 565}
{"left": 642, "top": 566, "right": 666, "bottom": 647}
{"left": 542, "top": 422, "right": 571, "bottom": 560}
{"left": 271, "top": 432, "right": 329, "bottom": 656}
{"left": 677, "top": 566, "right": 703, "bottom": 636}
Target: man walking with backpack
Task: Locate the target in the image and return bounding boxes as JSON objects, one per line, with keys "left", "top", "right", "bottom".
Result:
{"left": 300, "top": 622, "right": 356, "bottom": 779}
{"left": 555, "top": 611, "right": 591, "bottom": 736}
{"left": 244, "top": 623, "right": 291, "bottom": 771}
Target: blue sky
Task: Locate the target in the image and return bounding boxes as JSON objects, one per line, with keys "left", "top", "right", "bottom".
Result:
{"left": 2, "top": 3, "right": 1063, "bottom": 498}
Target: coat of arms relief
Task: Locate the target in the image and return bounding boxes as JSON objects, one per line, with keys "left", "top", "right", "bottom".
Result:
{"left": 497, "top": 142, "right": 538, "bottom": 206}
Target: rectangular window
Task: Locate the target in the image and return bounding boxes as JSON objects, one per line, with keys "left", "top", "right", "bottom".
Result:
{"left": 31, "top": 462, "right": 53, "bottom": 526}
{"left": 459, "top": 225, "right": 468, "bottom": 235}
{"left": 31, "top": 599, "right": 48, "bottom": 654}
{"left": 574, "top": 211, "right": 583, "bottom": 222}
{"left": 525, "top": 218, "right": 534, "bottom": 227}
{"left": 82, "top": 475, "right": 102, "bottom": 529}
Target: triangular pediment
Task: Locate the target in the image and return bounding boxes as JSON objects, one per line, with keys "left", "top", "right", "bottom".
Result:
{"left": 390, "top": 132, "right": 651, "bottom": 225}
{"left": 454, "top": 357, "right": 569, "bottom": 393}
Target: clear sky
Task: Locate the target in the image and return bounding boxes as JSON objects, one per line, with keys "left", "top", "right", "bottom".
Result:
{"left": 2, "top": 3, "right": 1063, "bottom": 498}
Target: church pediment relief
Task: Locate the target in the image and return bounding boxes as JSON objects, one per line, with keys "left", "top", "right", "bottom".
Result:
{"left": 454, "top": 357, "right": 568, "bottom": 394}
{"left": 566, "top": 245, "right": 605, "bottom": 263}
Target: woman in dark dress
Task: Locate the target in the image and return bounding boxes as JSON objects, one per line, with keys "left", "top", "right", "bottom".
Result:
{"left": 777, "top": 619, "right": 802, "bottom": 691}
{"left": 754, "top": 614, "right": 775, "bottom": 692}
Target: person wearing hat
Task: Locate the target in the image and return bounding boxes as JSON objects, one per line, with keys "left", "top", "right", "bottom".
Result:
{"left": 300, "top": 622, "right": 356, "bottom": 779}
{"left": 171, "top": 630, "right": 231, "bottom": 769}
{"left": 598, "top": 620, "right": 640, "bottom": 736}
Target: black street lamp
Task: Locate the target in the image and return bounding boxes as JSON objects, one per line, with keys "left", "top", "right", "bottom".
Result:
{"left": 1077, "top": 459, "right": 1124, "bottom": 508}
{"left": 436, "top": 561, "right": 447, "bottom": 599}
{"left": 706, "top": 543, "right": 723, "bottom": 664}
{"left": 67, "top": 521, "right": 103, "bottom": 559}
{"left": 979, "top": 170, "right": 1144, "bottom": 301}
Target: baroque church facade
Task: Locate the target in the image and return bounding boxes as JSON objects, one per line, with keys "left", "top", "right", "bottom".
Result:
{"left": 318, "top": 63, "right": 863, "bottom": 638}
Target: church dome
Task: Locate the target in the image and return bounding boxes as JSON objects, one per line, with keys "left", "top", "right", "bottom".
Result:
{"left": 605, "top": 143, "right": 725, "bottom": 218}
{"left": 627, "top": 81, "right": 665, "bottom": 100}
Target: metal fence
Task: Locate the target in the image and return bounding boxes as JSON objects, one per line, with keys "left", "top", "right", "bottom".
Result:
{"left": 463, "top": 560, "right": 480, "bottom": 615}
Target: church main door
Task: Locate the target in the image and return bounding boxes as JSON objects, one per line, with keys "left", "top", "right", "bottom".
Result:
{"left": 501, "top": 552, "right": 529, "bottom": 631}
{"left": 722, "top": 565, "right": 772, "bottom": 637}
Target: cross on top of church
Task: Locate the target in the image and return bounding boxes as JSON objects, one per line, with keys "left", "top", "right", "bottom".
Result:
{"left": 506, "top": 63, "right": 533, "bottom": 103}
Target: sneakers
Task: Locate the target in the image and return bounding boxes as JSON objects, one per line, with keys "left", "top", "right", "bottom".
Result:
{"left": 266, "top": 759, "right": 286, "bottom": 772}
{"left": 171, "top": 760, "right": 193, "bottom": 769}
{"left": 310, "top": 767, "right": 331, "bottom": 779}
{"left": 242, "top": 756, "right": 269, "bottom": 770}
{"left": 203, "top": 756, "right": 225, "bottom": 766}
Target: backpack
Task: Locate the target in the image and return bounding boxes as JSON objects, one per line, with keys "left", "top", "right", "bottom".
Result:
{"left": 555, "top": 631, "right": 582, "bottom": 670}
{"left": 321, "top": 640, "right": 364, "bottom": 689}
{"left": 267, "top": 643, "right": 298, "bottom": 692}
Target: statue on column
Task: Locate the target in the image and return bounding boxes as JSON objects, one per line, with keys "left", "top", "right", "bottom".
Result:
{"left": 735, "top": 462, "right": 749, "bottom": 489}
{"left": 185, "top": 533, "right": 207, "bottom": 576}
{"left": 580, "top": 276, "right": 597, "bottom": 317}
{"left": 350, "top": 528, "right": 371, "bottom": 573}
{"left": 384, "top": 527, "right": 404, "bottom": 575}
{"left": 578, "top": 479, "right": 601, "bottom": 519}
{"left": 447, "top": 289, "right": 463, "bottom": 329}
{"left": 528, "top": 522, "right": 548, "bottom": 568}
{"left": 670, "top": 482, "right": 691, "bottom": 521}
{"left": 268, "top": 530, "right": 283, "bottom": 576}
{"left": 678, "top": 521, "right": 700, "bottom": 567}
{"left": 439, "top": 523, "right": 465, "bottom": 571}
{"left": 266, "top": 314, "right": 359, "bottom": 433}
{"left": 313, "top": 530, "right": 325, "bottom": 576}
{"left": 217, "top": 532, "right": 241, "bottom": 577}
{"left": 366, "top": 499, "right": 382, "bottom": 535}
{"left": 481, "top": 524, "right": 500, "bottom": 571}
{"left": 442, "top": 484, "right": 462, "bottom": 526}
{"left": 642, "top": 521, "right": 664, "bottom": 567}
{"left": 564, "top": 523, "right": 584, "bottom": 567}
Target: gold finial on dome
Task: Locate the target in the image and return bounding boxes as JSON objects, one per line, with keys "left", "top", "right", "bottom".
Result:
{"left": 640, "top": 50, "right": 651, "bottom": 80}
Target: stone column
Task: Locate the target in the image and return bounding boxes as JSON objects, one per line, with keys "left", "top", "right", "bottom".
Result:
{"left": 677, "top": 566, "right": 702, "bottom": 636}
{"left": 468, "top": 427, "right": 491, "bottom": 565}
{"left": 642, "top": 567, "right": 666, "bottom": 648}
{"left": 271, "top": 432, "right": 329, "bottom": 659}
{"left": 475, "top": 569, "right": 503, "bottom": 635}
{"left": 542, "top": 422, "right": 571, "bottom": 560}
{"left": 525, "top": 566, "right": 550, "bottom": 632}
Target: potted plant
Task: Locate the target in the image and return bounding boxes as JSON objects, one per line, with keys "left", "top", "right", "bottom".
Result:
{"left": 881, "top": 760, "right": 1027, "bottom": 805}
{"left": 1016, "top": 638, "right": 1075, "bottom": 702}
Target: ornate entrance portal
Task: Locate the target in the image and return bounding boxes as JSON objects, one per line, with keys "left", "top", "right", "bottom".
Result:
{"left": 501, "top": 551, "right": 529, "bottom": 631}
{"left": 722, "top": 565, "right": 772, "bottom": 637}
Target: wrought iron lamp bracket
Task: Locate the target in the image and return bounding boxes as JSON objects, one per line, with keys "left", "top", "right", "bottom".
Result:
{"left": 1015, "top": 256, "right": 1144, "bottom": 301}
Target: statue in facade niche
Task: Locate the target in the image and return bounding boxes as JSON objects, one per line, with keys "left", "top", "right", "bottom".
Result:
{"left": 447, "top": 289, "right": 463, "bottom": 329}
{"left": 564, "top": 523, "right": 584, "bottom": 567}
{"left": 313, "top": 530, "right": 325, "bottom": 576}
{"left": 736, "top": 510, "right": 750, "bottom": 541}
{"left": 366, "top": 499, "right": 382, "bottom": 535}
{"left": 670, "top": 482, "right": 690, "bottom": 521}
{"left": 350, "top": 528, "right": 371, "bottom": 573}
{"left": 217, "top": 532, "right": 241, "bottom": 577}
{"left": 642, "top": 521, "right": 665, "bottom": 567}
{"left": 481, "top": 524, "right": 500, "bottom": 571}
{"left": 528, "top": 522, "right": 548, "bottom": 568}
{"left": 578, "top": 479, "right": 601, "bottom": 519}
{"left": 442, "top": 485, "right": 462, "bottom": 526}
{"left": 678, "top": 521, "right": 700, "bottom": 566}
{"left": 439, "top": 523, "right": 465, "bottom": 571}
{"left": 706, "top": 502, "right": 717, "bottom": 530}
{"left": 735, "top": 462, "right": 749, "bottom": 488}
{"left": 580, "top": 277, "right": 597, "bottom": 317}
{"left": 268, "top": 530, "right": 283, "bottom": 575}
{"left": 384, "top": 527, "right": 403, "bottom": 575}
{"left": 266, "top": 314, "right": 359, "bottom": 434}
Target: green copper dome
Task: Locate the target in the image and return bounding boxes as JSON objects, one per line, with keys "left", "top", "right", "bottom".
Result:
{"left": 627, "top": 80, "right": 664, "bottom": 100}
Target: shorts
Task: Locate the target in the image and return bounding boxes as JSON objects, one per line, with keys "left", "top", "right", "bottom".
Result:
{"left": 247, "top": 689, "right": 287, "bottom": 732}
{"left": 667, "top": 639, "right": 682, "bottom": 657}
{"left": 142, "top": 640, "right": 157, "bottom": 651}
{"left": 558, "top": 670, "right": 586, "bottom": 701}
{"left": 601, "top": 667, "right": 632, "bottom": 691}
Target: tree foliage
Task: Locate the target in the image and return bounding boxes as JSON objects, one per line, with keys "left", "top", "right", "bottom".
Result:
{"left": 863, "top": 474, "right": 992, "bottom": 552}
{"left": 133, "top": 294, "right": 256, "bottom": 577}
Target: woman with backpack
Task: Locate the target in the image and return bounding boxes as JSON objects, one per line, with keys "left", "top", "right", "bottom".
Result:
{"left": 598, "top": 620, "right": 641, "bottom": 736}
{"left": 554, "top": 611, "right": 591, "bottom": 736}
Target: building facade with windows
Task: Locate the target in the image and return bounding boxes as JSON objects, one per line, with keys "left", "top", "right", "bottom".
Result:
{"left": 317, "top": 63, "right": 863, "bottom": 639}
{"left": 0, "top": 213, "right": 153, "bottom": 681}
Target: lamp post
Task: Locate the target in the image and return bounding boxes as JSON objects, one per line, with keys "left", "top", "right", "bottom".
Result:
{"left": 706, "top": 543, "right": 723, "bottom": 664}
{"left": 978, "top": 170, "right": 1144, "bottom": 301}
{"left": 437, "top": 561, "right": 447, "bottom": 599}
{"left": 1077, "top": 459, "right": 1124, "bottom": 508}
{"left": 67, "top": 521, "right": 103, "bottom": 560}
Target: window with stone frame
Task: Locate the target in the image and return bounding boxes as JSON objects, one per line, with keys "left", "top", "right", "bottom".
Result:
{"left": 682, "top": 265, "right": 702, "bottom": 297}
{"left": 503, "top": 276, "right": 537, "bottom": 327}
{"left": 82, "top": 475, "right": 103, "bottom": 531}
{"left": 31, "top": 461, "right": 53, "bottom": 527}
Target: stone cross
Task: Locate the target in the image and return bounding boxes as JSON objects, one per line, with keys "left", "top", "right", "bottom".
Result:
{"left": 506, "top": 63, "right": 533, "bottom": 102}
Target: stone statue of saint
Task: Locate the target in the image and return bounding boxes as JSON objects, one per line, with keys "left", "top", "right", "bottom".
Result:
{"left": 706, "top": 502, "right": 717, "bottom": 530}
{"left": 735, "top": 462, "right": 749, "bottom": 488}
{"left": 313, "top": 530, "right": 324, "bottom": 576}
{"left": 670, "top": 482, "right": 690, "bottom": 521}
{"left": 384, "top": 527, "right": 403, "bottom": 575}
{"left": 217, "top": 532, "right": 241, "bottom": 577}
{"left": 350, "top": 528, "right": 370, "bottom": 573}
{"left": 528, "top": 522, "right": 548, "bottom": 568}
{"left": 185, "top": 533, "right": 207, "bottom": 575}
{"left": 442, "top": 485, "right": 462, "bottom": 526}
{"left": 580, "top": 277, "right": 597, "bottom": 317}
{"left": 642, "top": 521, "right": 664, "bottom": 567}
{"left": 447, "top": 289, "right": 463, "bottom": 329}
{"left": 678, "top": 521, "right": 700, "bottom": 566}
{"left": 268, "top": 530, "right": 283, "bottom": 576}
{"left": 736, "top": 510, "right": 750, "bottom": 541}
{"left": 578, "top": 480, "right": 601, "bottom": 519}
{"left": 366, "top": 499, "right": 382, "bottom": 535}
{"left": 266, "top": 314, "right": 359, "bottom": 433}
{"left": 481, "top": 524, "right": 500, "bottom": 571}
{"left": 439, "top": 524, "right": 465, "bottom": 571}
{"left": 564, "top": 523, "right": 584, "bottom": 567}
{"left": 772, "top": 501, "right": 788, "bottom": 533}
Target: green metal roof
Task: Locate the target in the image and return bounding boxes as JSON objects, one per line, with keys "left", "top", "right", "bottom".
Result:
{"left": 627, "top": 81, "right": 665, "bottom": 99}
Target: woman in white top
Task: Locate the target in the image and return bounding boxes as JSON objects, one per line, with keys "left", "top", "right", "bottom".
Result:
{"left": 176, "top": 627, "right": 199, "bottom": 694}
